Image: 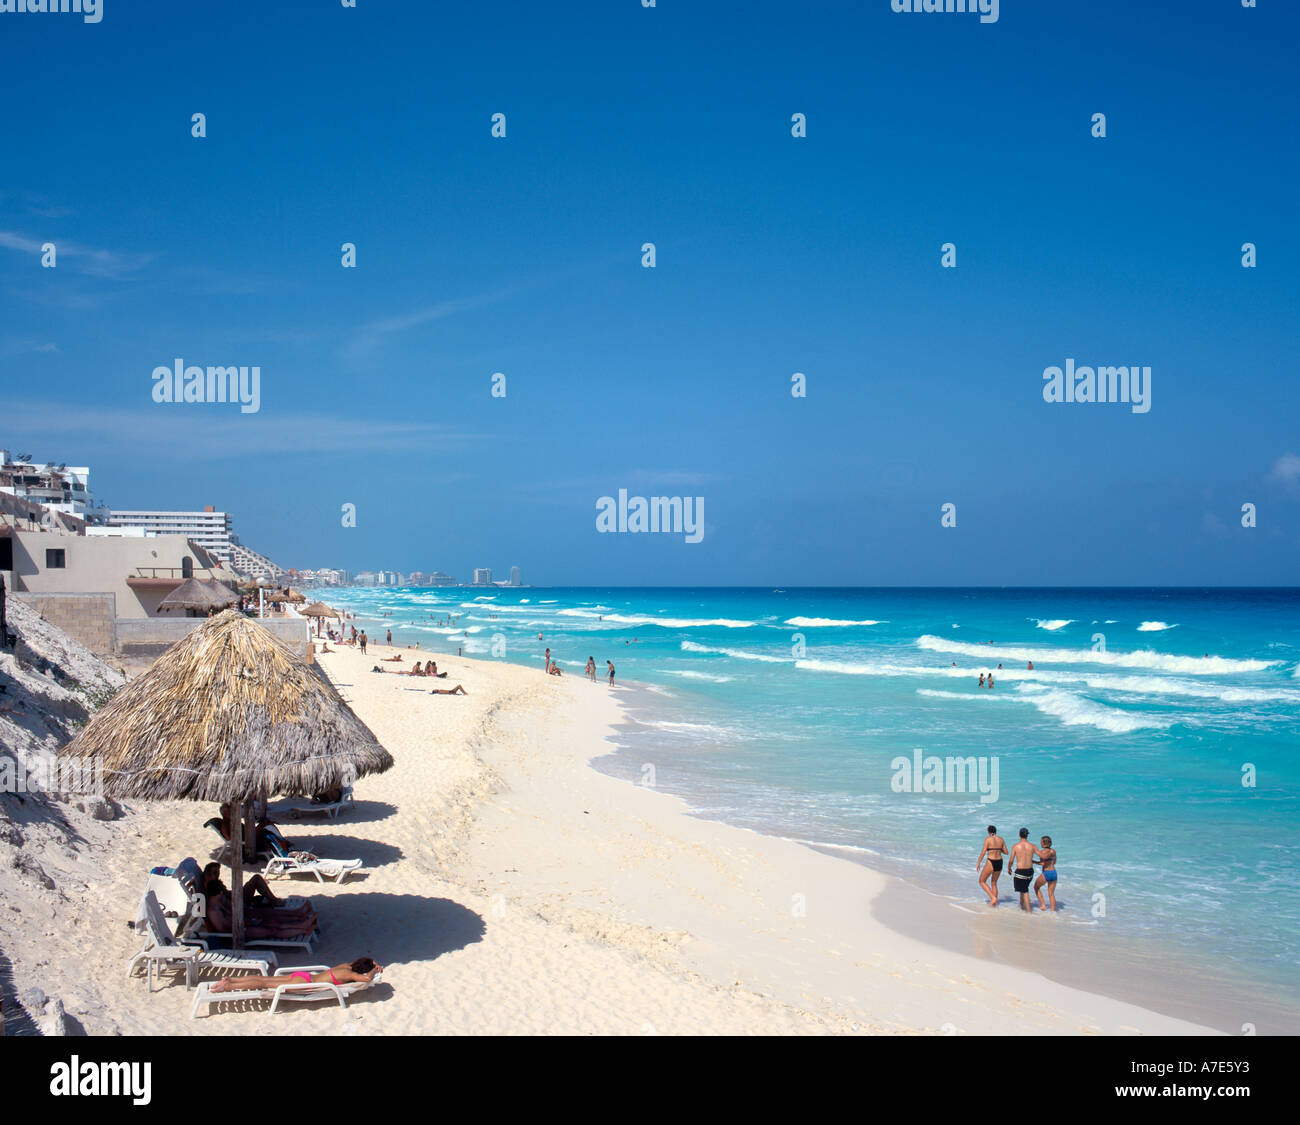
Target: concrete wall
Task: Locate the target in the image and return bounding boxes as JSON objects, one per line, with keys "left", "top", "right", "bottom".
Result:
{"left": 7, "top": 529, "right": 220, "bottom": 619}
{"left": 12, "top": 592, "right": 118, "bottom": 656}
{"left": 115, "top": 615, "right": 310, "bottom": 660}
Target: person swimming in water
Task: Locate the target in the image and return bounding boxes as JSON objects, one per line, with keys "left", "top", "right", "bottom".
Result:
{"left": 1034, "top": 835, "right": 1059, "bottom": 912}
{"left": 977, "top": 824, "right": 1007, "bottom": 906}
{"left": 978, "top": 673, "right": 985, "bottom": 688}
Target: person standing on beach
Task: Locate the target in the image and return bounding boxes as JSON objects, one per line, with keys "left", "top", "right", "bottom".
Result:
{"left": 1009, "top": 828, "right": 1041, "bottom": 913}
{"left": 1034, "top": 836, "right": 1059, "bottom": 912}
{"left": 586, "top": 656, "right": 596, "bottom": 681}
{"left": 977, "top": 825, "right": 1006, "bottom": 907}
{"left": 544, "top": 647, "right": 551, "bottom": 673}
{"left": 387, "top": 629, "right": 392, "bottom": 645}
{"left": 607, "top": 660, "right": 615, "bottom": 685}
{"left": 359, "top": 631, "right": 367, "bottom": 654}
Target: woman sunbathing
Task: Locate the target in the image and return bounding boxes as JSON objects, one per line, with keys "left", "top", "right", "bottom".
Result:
{"left": 430, "top": 684, "right": 468, "bottom": 695}
{"left": 209, "top": 957, "right": 382, "bottom": 994}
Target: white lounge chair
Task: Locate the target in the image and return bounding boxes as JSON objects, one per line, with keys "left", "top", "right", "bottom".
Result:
{"left": 166, "top": 859, "right": 320, "bottom": 954}
{"left": 191, "top": 966, "right": 383, "bottom": 1018}
{"left": 272, "top": 784, "right": 355, "bottom": 820}
{"left": 263, "top": 842, "right": 363, "bottom": 884}
{"left": 127, "top": 891, "right": 276, "bottom": 991}
{"left": 181, "top": 899, "right": 318, "bottom": 954}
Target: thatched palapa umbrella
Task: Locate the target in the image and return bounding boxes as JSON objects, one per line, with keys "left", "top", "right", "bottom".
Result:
{"left": 59, "top": 609, "right": 393, "bottom": 947}
{"left": 157, "top": 577, "right": 238, "bottom": 615}
{"left": 303, "top": 601, "right": 334, "bottom": 636}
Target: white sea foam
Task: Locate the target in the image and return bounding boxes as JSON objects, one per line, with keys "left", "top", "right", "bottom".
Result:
{"left": 1016, "top": 687, "right": 1172, "bottom": 733}
{"left": 916, "top": 635, "right": 1277, "bottom": 674}
{"left": 597, "top": 613, "right": 756, "bottom": 629}
{"left": 1033, "top": 619, "right": 1074, "bottom": 631}
{"left": 1138, "top": 621, "right": 1178, "bottom": 631}
{"left": 784, "top": 617, "right": 885, "bottom": 627}
{"left": 681, "top": 640, "right": 791, "bottom": 664}
{"left": 918, "top": 686, "right": 1172, "bottom": 733}
{"left": 664, "top": 669, "right": 735, "bottom": 683}
{"left": 918, "top": 688, "right": 1015, "bottom": 703}
{"left": 639, "top": 719, "right": 737, "bottom": 740}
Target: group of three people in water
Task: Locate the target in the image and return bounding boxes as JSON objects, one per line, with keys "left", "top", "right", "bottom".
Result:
{"left": 978, "top": 826, "right": 1058, "bottom": 912}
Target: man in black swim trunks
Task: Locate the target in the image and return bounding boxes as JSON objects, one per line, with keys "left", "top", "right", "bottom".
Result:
{"left": 978, "top": 824, "right": 1006, "bottom": 906}
{"left": 1009, "top": 827, "right": 1041, "bottom": 913}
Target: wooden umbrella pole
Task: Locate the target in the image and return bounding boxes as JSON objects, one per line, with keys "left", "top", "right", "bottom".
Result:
{"left": 231, "top": 801, "right": 245, "bottom": 950}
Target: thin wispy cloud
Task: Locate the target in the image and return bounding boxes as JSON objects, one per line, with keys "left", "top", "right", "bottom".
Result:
{"left": 0, "top": 229, "right": 153, "bottom": 279}
{"left": 342, "top": 287, "right": 520, "bottom": 368}
{"left": 2, "top": 400, "right": 485, "bottom": 462}
{"left": 1268, "top": 453, "right": 1300, "bottom": 490}
{"left": 0, "top": 338, "right": 60, "bottom": 357}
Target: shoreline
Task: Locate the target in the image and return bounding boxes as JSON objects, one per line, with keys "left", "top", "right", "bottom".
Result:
{"left": 311, "top": 612, "right": 1282, "bottom": 1034}
{"left": 333, "top": 642, "right": 1214, "bottom": 1034}
{"left": 4, "top": 631, "right": 1233, "bottom": 1033}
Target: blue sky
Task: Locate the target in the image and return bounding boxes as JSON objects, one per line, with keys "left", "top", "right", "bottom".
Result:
{"left": 2, "top": 0, "right": 1298, "bottom": 585}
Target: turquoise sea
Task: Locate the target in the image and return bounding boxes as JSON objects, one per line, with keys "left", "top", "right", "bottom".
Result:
{"left": 319, "top": 586, "right": 1300, "bottom": 1028}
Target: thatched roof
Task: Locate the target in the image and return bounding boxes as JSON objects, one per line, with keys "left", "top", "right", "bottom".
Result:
{"left": 58, "top": 609, "right": 393, "bottom": 802}
{"left": 158, "top": 577, "right": 237, "bottom": 612}
{"left": 303, "top": 601, "right": 334, "bottom": 617}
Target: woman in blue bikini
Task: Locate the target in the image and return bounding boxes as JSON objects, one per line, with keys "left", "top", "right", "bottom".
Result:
{"left": 1034, "top": 836, "right": 1059, "bottom": 912}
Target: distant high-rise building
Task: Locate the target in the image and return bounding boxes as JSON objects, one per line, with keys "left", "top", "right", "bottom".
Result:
{"left": 509, "top": 566, "right": 521, "bottom": 586}
{"left": 473, "top": 568, "right": 492, "bottom": 586}
{"left": 354, "top": 571, "right": 377, "bottom": 586}
{"left": 430, "top": 571, "right": 456, "bottom": 586}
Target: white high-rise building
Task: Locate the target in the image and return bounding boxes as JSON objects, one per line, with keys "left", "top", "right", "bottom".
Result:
{"left": 473, "top": 568, "right": 493, "bottom": 586}
{"left": 108, "top": 505, "right": 234, "bottom": 563}
{"left": 509, "top": 566, "right": 521, "bottom": 586}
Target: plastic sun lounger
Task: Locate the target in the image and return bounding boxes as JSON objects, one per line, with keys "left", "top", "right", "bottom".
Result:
{"left": 169, "top": 867, "right": 320, "bottom": 955}
{"left": 262, "top": 838, "right": 363, "bottom": 884}
{"left": 191, "top": 966, "right": 383, "bottom": 1018}
{"left": 273, "top": 784, "right": 355, "bottom": 820}
{"left": 127, "top": 891, "right": 276, "bottom": 991}
{"left": 183, "top": 912, "right": 318, "bottom": 955}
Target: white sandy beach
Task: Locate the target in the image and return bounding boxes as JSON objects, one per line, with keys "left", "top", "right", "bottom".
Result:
{"left": 2, "top": 639, "right": 1217, "bottom": 1035}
